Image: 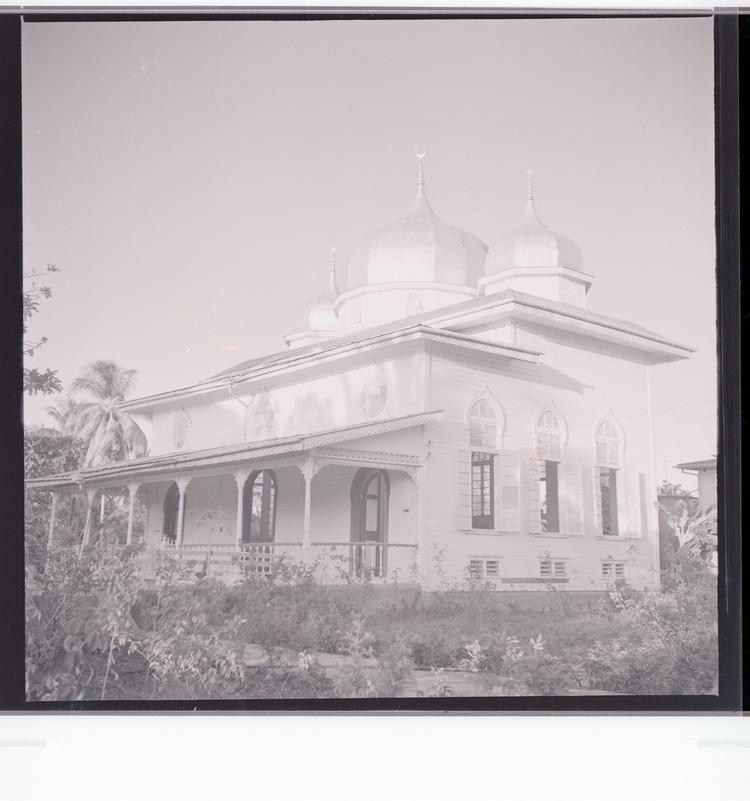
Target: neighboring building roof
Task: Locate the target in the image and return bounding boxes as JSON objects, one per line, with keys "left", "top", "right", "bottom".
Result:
{"left": 25, "top": 409, "right": 444, "bottom": 489}
{"left": 675, "top": 458, "right": 717, "bottom": 471}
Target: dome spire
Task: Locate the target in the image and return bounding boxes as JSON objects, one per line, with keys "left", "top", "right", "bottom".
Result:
{"left": 411, "top": 150, "right": 433, "bottom": 214}
{"left": 328, "top": 246, "right": 339, "bottom": 296}
{"left": 416, "top": 151, "right": 426, "bottom": 187}
{"left": 525, "top": 169, "right": 539, "bottom": 219}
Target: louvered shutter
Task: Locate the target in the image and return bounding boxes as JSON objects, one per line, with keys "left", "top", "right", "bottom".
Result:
{"left": 564, "top": 463, "right": 584, "bottom": 535}
{"left": 527, "top": 457, "right": 541, "bottom": 533}
{"left": 592, "top": 467, "right": 603, "bottom": 535}
{"left": 638, "top": 472, "right": 650, "bottom": 539}
{"left": 625, "top": 471, "right": 642, "bottom": 538}
{"left": 457, "top": 447, "right": 471, "bottom": 530}
{"left": 581, "top": 465, "right": 594, "bottom": 535}
{"left": 616, "top": 470, "right": 628, "bottom": 538}
{"left": 499, "top": 452, "right": 521, "bottom": 531}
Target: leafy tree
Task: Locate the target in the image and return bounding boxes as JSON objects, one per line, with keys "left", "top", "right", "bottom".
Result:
{"left": 24, "top": 425, "right": 84, "bottom": 479}
{"left": 49, "top": 360, "right": 148, "bottom": 467}
{"left": 24, "top": 426, "right": 87, "bottom": 568}
{"left": 657, "top": 480, "right": 693, "bottom": 497}
{"left": 23, "top": 264, "right": 63, "bottom": 396}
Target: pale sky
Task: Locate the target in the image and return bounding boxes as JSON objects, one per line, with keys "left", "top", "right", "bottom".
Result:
{"left": 22, "top": 18, "right": 716, "bottom": 490}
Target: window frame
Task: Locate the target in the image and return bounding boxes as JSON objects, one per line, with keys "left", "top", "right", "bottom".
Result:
{"left": 595, "top": 417, "right": 624, "bottom": 469}
{"left": 598, "top": 466, "right": 620, "bottom": 537}
{"left": 539, "top": 458, "right": 561, "bottom": 533}
{"left": 466, "top": 394, "right": 504, "bottom": 531}
{"left": 243, "top": 469, "right": 278, "bottom": 543}
{"left": 535, "top": 407, "right": 566, "bottom": 461}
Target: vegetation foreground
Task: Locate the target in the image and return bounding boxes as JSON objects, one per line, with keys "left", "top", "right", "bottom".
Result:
{"left": 25, "top": 542, "right": 718, "bottom": 702}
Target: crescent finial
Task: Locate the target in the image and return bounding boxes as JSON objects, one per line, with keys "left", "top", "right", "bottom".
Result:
{"left": 415, "top": 150, "right": 426, "bottom": 187}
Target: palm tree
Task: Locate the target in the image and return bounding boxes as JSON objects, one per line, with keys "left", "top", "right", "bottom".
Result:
{"left": 51, "top": 360, "right": 148, "bottom": 467}
{"left": 44, "top": 394, "right": 86, "bottom": 437}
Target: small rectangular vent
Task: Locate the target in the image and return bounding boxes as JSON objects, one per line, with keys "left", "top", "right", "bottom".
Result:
{"left": 468, "top": 558, "right": 502, "bottom": 580}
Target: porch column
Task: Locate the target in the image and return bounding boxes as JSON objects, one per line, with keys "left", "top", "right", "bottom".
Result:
{"left": 126, "top": 482, "right": 141, "bottom": 545}
{"left": 80, "top": 487, "right": 97, "bottom": 554}
{"left": 175, "top": 477, "right": 190, "bottom": 547}
{"left": 302, "top": 457, "right": 314, "bottom": 549}
{"left": 234, "top": 469, "right": 250, "bottom": 550}
{"left": 47, "top": 490, "right": 58, "bottom": 550}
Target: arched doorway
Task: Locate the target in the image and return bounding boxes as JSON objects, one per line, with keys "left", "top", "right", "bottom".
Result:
{"left": 162, "top": 482, "right": 181, "bottom": 543}
{"left": 243, "top": 469, "right": 277, "bottom": 543}
{"left": 350, "top": 468, "right": 389, "bottom": 578}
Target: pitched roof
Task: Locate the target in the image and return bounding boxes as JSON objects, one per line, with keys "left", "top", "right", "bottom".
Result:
{"left": 25, "top": 409, "right": 444, "bottom": 489}
{"left": 675, "top": 458, "right": 717, "bottom": 471}
{"left": 212, "top": 289, "right": 693, "bottom": 380}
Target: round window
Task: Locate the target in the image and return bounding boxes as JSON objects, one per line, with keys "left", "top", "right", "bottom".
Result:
{"left": 173, "top": 414, "right": 190, "bottom": 450}
{"left": 361, "top": 374, "right": 388, "bottom": 417}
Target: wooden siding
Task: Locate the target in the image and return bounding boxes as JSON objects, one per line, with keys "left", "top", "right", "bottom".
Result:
{"left": 147, "top": 350, "right": 426, "bottom": 456}
{"left": 422, "top": 324, "right": 660, "bottom": 589}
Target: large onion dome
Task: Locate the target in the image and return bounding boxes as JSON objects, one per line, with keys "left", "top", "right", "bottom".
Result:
{"left": 485, "top": 173, "right": 584, "bottom": 274}
{"left": 345, "top": 156, "right": 487, "bottom": 292}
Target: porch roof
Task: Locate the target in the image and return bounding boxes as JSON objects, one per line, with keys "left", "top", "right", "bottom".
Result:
{"left": 25, "top": 409, "right": 443, "bottom": 490}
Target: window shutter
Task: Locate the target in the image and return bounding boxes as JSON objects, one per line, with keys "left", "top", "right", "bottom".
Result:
{"left": 581, "top": 465, "right": 594, "bottom": 535}
{"left": 457, "top": 447, "right": 471, "bottom": 530}
{"left": 527, "top": 457, "right": 541, "bottom": 534}
{"left": 616, "top": 470, "right": 629, "bottom": 537}
{"left": 498, "top": 452, "right": 521, "bottom": 531}
{"left": 592, "top": 467, "right": 603, "bottom": 535}
{"left": 625, "top": 470, "right": 642, "bottom": 538}
{"left": 564, "top": 463, "right": 584, "bottom": 535}
{"left": 638, "top": 472, "right": 650, "bottom": 539}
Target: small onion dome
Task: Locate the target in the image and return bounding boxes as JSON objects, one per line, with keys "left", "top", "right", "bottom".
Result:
{"left": 289, "top": 249, "right": 339, "bottom": 334}
{"left": 345, "top": 155, "right": 487, "bottom": 292}
{"left": 485, "top": 172, "right": 584, "bottom": 274}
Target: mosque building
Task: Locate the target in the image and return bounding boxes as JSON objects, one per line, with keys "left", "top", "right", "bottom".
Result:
{"left": 28, "top": 156, "right": 694, "bottom": 588}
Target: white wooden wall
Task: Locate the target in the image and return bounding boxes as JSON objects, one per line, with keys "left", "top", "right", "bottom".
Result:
{"left": 423, "top": 328, "right": 661, "bottom": 590}
{"left": 147, "top": 349, "right": 426, "bottom": 456}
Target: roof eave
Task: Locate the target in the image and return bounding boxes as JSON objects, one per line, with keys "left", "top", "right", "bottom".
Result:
{"left": 119, "top": 326, "right": 539, "bottom": 413}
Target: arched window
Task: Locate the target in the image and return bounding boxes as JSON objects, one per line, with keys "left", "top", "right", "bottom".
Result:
{"left": 596, "top": 419, "right": 622, "bottom": 468}
{"left": 595, "top": 418, "right": 623, "bottom": 537}
{"left": 162, "top": 483, "right": 182, "bottom": 543}
{"left": 468, "top": 398, "right": 500, "bottom": 530}
{"left": 535, "top": 408, "right": 565, "bottom": 533}
{"left": 536, "top": 409, "right": 563, "bottom": 460}
{"left": 350, "top": 468, "right": 390, "bottom": 578}
{"left": 243, "top": 470, "right": 277, "bottom": 542}
{"left": 469, "top": 399, "right": 499, "bottom": 450}
{"left": 173, "top": 413, "right": 190, "bottom": 451}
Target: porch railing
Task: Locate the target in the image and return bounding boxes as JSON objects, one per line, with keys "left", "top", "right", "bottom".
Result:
{"left": 155, "top": 540, "right": 418, "bottom": 582}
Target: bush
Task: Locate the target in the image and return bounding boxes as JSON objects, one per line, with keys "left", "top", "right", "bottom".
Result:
{"left": 25, "top": 541, "right": 718, "bottom": 700}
